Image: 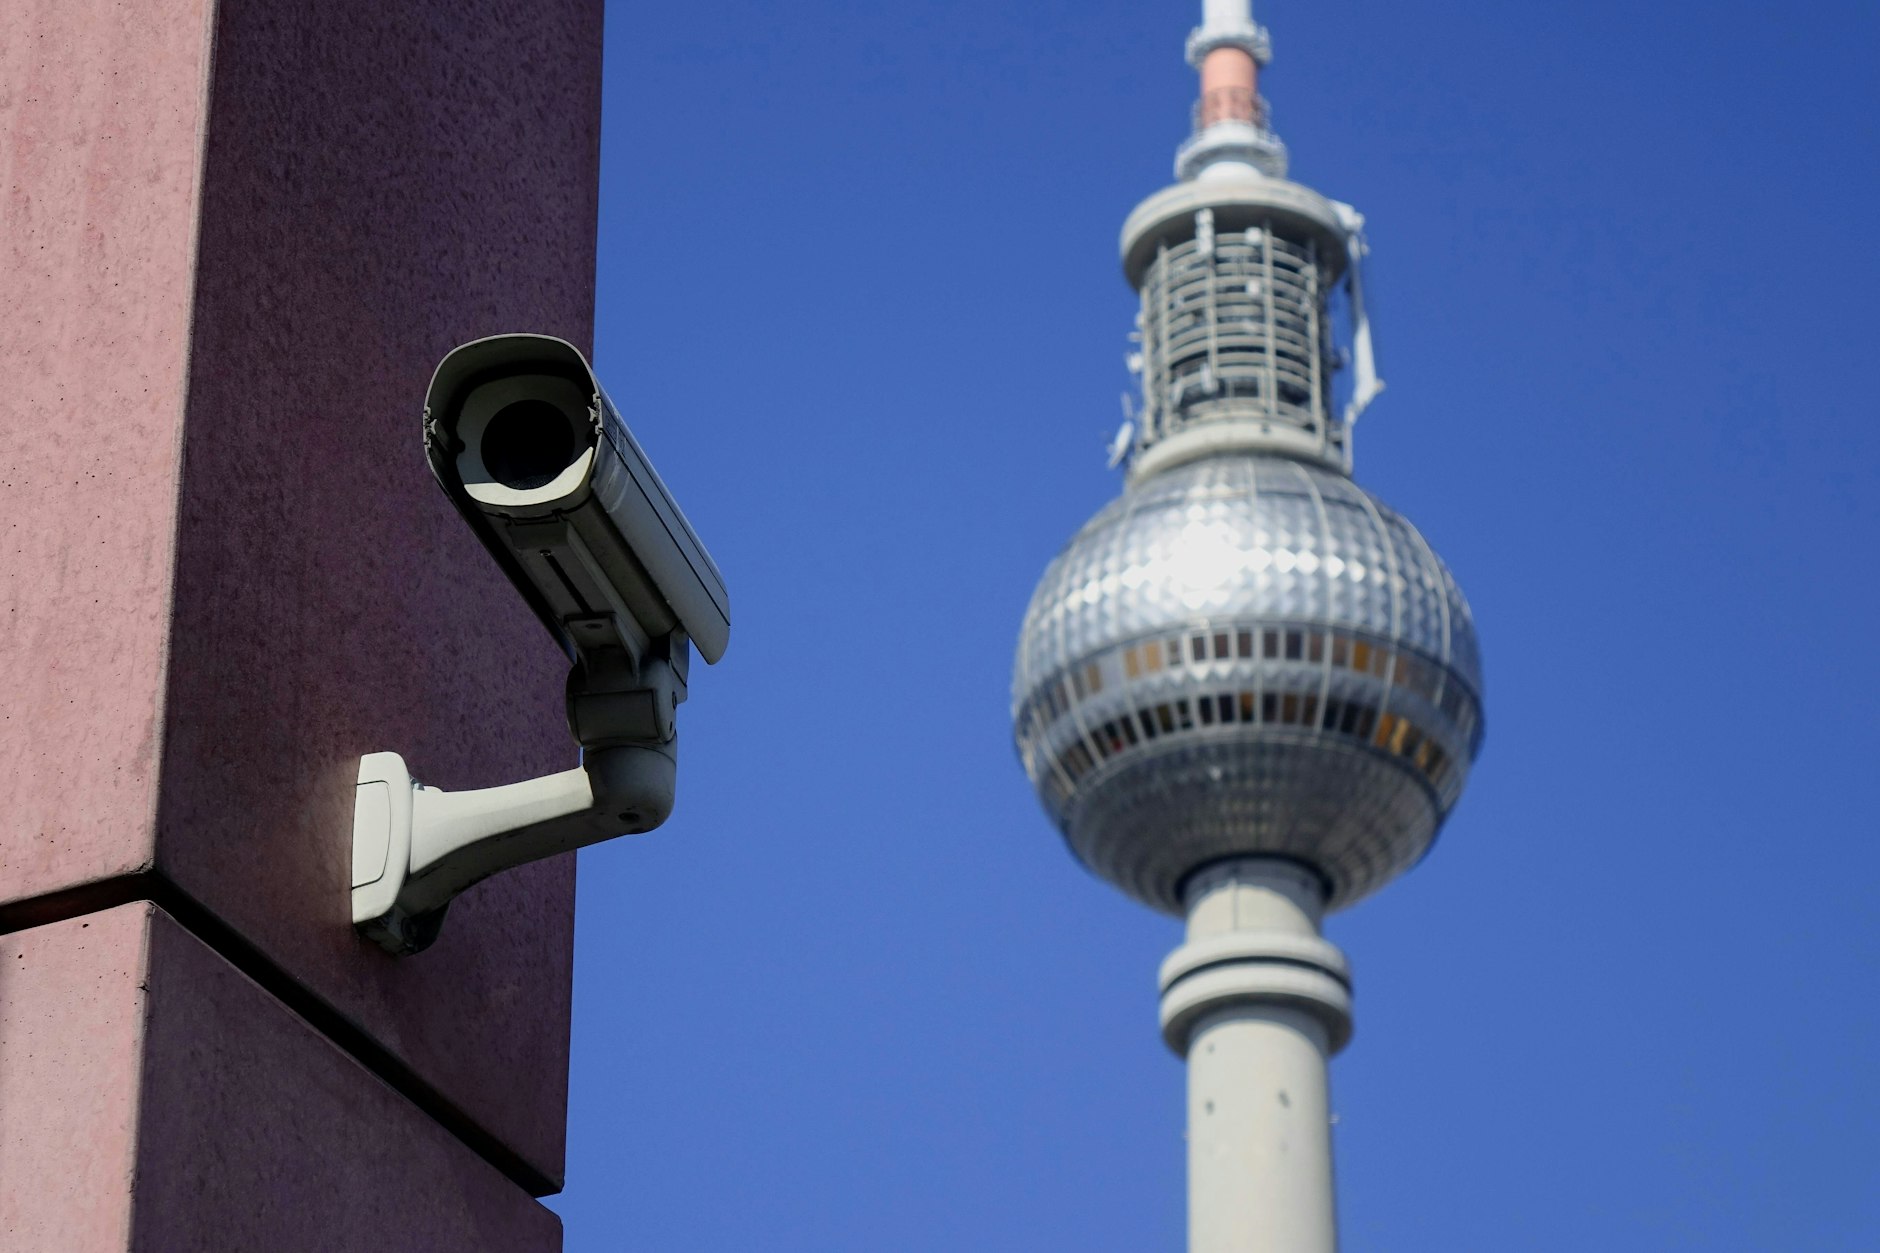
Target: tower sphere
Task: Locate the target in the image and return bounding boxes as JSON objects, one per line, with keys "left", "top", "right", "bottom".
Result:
{"left": 1012, "top": 454, "right": 1483, "bottom": 914}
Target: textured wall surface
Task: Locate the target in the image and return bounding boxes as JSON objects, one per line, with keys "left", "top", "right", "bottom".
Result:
{"left": 0, "top": 905, "right": 563, "bottom": 1252}
{"left": 0, "top": 908, "right": 146, "bottom": 1250}
{"left": 0, "top": 0, "right": 216, "bottom": 895}
{"left": 0, "top": 0, "right": 605, "bottom": 1196}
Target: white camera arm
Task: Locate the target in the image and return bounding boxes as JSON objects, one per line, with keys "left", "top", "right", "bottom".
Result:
{"left": 350, "top": 636, "right": 687, "bottom": 956}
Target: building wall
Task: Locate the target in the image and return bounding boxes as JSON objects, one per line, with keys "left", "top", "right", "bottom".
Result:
{"left": 1, "top": 906, "right": 564, "bottom": 1251}
{"left": 0, "top": 0, "right": 607, "bottom": 1240}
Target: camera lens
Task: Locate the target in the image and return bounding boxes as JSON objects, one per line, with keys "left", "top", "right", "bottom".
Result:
{"left": 481, "top": 400, "right": 578, "bottom": 490}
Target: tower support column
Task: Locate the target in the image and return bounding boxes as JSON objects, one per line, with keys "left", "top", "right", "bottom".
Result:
{"left": 1159, "top": 859, "right": 1353, "bottom": 1253}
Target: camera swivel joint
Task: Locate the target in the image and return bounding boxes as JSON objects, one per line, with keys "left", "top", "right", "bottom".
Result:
{"left": 351, "top": 631, "right": 690, "bottom": 957}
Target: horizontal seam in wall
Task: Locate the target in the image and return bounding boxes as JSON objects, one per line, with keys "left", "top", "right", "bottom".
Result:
{"left": 0, "top": 873, "right": 558, "bottom": 1198}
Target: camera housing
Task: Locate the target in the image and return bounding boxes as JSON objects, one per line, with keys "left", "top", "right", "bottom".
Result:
{"left": 425, "top": 334, "right": 727, "bottom": 673}
{"left": 350, "top": 335, "right": 730, "bottom": 955}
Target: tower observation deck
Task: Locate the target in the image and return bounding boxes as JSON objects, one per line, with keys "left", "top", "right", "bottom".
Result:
{"left": 1011, "top": 4, "right": 1486, "bottom": 1249}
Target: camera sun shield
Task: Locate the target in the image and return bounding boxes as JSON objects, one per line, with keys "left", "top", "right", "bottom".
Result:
{"left": 422, "top": 334, "right": 729, "bottom": 666}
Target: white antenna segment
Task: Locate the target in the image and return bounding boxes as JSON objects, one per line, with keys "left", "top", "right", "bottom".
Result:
{"left": 1333, "top": 202, "right": 1386, "bottom": 425}
{"left": 1107, "top": 411, "right": 1137, "bottom": 469}
{"left": 1202, "top": 0, "right": 1253, "bottom": 31}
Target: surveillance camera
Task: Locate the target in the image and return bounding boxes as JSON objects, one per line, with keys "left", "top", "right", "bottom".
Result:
{"left": 423, "top": 334, "right": 728, "bottom": 674}
{"left": 349, "top": 334, "right": 731, "bottom": 956}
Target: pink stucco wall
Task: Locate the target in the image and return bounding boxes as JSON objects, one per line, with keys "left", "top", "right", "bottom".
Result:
{"left": 0, "top": 0, "right": 215, "bottom": 891}
{"left": 2, "top": 0, "right": 606, "bottom": 1200}
{"left": 0, "top": 907, "right": 147, "bottom": 1250}
{"left": 0, "top": 905, "right": 562, "bottom": 1251}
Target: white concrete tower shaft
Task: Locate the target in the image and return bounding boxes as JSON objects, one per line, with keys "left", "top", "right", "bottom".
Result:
{"left": 1159, "top": 859, "right": 1353, "bottom": 1253}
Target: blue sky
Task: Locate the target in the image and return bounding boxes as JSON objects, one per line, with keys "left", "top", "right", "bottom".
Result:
{"left": 547, "top": 1, "right": 1880, "bottom": 1247}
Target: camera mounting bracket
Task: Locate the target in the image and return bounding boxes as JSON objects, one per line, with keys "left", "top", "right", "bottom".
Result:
{"left": 350, "top": 632, "right": 690, "bottom": 956}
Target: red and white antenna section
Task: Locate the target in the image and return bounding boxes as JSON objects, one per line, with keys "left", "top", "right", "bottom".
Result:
{"left": 1178, "top": 0, "right": 1288, "bottom": 181}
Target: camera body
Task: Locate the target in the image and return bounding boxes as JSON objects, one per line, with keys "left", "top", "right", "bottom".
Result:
{"left": 424, "top": 334, "right": 728, "bottom": 675}
{"left": 349, "top": 335, "right": 731, "bottom": 956}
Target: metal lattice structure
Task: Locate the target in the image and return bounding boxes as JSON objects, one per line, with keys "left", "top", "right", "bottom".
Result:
{"left": 1136, "top": 212, "right": 1336, "bottom": 462}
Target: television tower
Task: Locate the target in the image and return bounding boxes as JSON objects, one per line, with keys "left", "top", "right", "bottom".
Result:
{"left": 1011, "top": 3, "right": 1485, "bottom": 1249}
